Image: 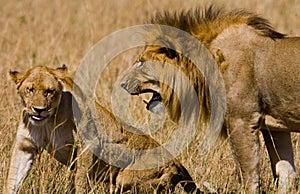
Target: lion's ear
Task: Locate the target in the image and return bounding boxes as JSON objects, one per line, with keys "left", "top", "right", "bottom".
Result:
{"left": 158, "top": 47, "right": 177, "bottom": 59}
{"left": 59, "top": 76, "right": 74, "bottom": 92}
{"left": 57, "top": 64, "right": 67, "bottom": 71}
{"left": 9, "top": 70, "right": 24, "bottom": 85}
{"left": 54, "top": 64, "right": 68, "bottom": 77}
{"left": 51, "top": 64, "right": 73, "bottom": 92}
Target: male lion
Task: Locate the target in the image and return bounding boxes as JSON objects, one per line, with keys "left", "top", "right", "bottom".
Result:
{"left": 89, "top": 102, "right": 201, "bottom": 193}
{"left": 121, "top": 5, "right": 300, "bottom": 193}
{"left": 6, "top": 65, "right": 200, "bottom": 194}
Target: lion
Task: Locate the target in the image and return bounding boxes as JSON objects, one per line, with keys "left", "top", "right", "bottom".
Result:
{"left": 6, "top": 65, "right": 200, "bottom": 194}
{"left": 120, "top": 5, "right": 300, "bottom": 193}
{"left": 6, "top": 65, "right": 78, "bottom": 194}
{"left": 89, "top": 101, "right": 201, "bottom": 193}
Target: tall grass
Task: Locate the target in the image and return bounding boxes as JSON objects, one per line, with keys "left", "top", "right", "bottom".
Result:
{"left": 0, "top": 0, "right": 299, "bottom": 193}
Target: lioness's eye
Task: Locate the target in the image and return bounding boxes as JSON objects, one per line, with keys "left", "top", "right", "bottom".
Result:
{"left": 26, "top": 87, "right": 34, "bottom": 94}
{"left": 45, "top": 89, "right": 55, "bottom": 96}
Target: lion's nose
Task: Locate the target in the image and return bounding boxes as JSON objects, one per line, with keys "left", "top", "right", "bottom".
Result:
{"left": 120, "top": 82, "right": 134, "bottom": 94}
{"left": 121, "top": 82, "right": 127, "bottom": 90}
{"left": 120, "top": 80, "right": 142, "bottom": 95}
{"left": 32, "top": 106, "right": 47, "bottom": 114}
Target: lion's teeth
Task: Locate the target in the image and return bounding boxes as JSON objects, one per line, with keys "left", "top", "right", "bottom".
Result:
{"left": 32, "top": 115, "right": 45, "bottom": 121}
{"left": 143, "top": 99, "right": 149, "bottom": 105}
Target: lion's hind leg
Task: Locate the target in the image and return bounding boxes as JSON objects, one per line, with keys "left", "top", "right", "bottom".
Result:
{"left": 114, "top": 169, "right": 174, "bottom": 194}
{"left": 115, "top": 162, "right": 199, "bottom": 194}
{"left": 262, "top": 130, "right": 296, "bottom": 193}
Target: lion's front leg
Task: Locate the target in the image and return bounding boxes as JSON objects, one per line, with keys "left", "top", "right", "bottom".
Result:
{"left": 227, "top": 116, "right": 261, "bottom": 193}
{"left": 5, "top": 126, "right": 36, "bottom": 194}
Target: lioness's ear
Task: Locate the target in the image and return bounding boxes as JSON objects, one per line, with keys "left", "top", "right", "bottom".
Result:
{"left": 55, "top": 64, "right": 68, "bottom": 76}
{"left": 51, "top": 64, "right": 73, "bottom": 92}
{"left": 57, "top": 64, "right": 67, "bottom": 71}
{"left": 9, "top": 70, "right": 24, "bottom": 85}
{"left": 50, "top": 64, "right": 68, "bottom": 80}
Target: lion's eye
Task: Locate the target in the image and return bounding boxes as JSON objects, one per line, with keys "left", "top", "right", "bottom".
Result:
{"left": 45, "top": 89, "right": 55, "bottom": 96}
{"left": 136, "top": 61, "right": 144, "bottom": 67}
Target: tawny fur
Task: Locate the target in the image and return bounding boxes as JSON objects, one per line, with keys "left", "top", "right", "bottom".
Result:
{"left": 89, "top": 102, "right": 199, "bottom": 193}
{"left": 6, "top": 66, "right": 78, "bottom": 194}
{"left": 6, "top": 66, "right": 199, "bottom": 194}
{"left": 121, "top": 5, "right": 300, "bottom": 193}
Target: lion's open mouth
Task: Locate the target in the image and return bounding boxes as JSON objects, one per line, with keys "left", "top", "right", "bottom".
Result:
{"left": 143, "top": 91, "right": 162, "bottom": 111}
{"left": 121, "top": 81, "right": 164, "bottom": 113}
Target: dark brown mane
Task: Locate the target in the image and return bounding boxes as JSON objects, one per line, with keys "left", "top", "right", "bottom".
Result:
{"left": 148, "top": 5, "right": 285, "bottom": 44}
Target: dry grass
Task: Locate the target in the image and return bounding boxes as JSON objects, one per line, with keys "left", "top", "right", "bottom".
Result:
{"left": 1, "top": 0, "right": 300, "bottom": 193}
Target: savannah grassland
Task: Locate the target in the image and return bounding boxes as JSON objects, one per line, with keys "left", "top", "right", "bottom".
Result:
{"left": 1, "top": 0, "right": 300, "bottom": 193}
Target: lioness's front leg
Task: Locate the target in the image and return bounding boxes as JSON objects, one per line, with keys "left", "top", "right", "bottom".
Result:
{"left": 227, "top": 115, "right": 261, "bottom": 193}
{"left": 50, "top": 124, "right": 77, "bottom": 194}
{"left": 5, "top": 125, "right": 36, "bottom": 194}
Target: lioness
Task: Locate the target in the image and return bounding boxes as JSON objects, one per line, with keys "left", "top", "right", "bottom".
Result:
{"left": 6, "top": 65, "right": 78, "bottom": 194}
{"left": 6, "top": 65, "right": 200, "bottom": 194}
{"left": 120, "top": 5, "right": 300, "bottom": 193}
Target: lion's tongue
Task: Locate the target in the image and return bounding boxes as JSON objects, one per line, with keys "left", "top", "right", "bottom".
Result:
{"left": 32, "top": 115, "right": 45, "bottom": 121}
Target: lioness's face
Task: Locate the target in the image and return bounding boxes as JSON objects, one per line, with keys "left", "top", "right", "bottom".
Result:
{"left": 10, "top": 67, "right": 65, "bottom": 125}
{"left": 121, "top": 46, "right": 178, "bottom": 114}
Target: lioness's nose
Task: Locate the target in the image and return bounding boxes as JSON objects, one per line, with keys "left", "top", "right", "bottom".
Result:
{"left": 32, "top": 107, "right": 47, "bottom": 114}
